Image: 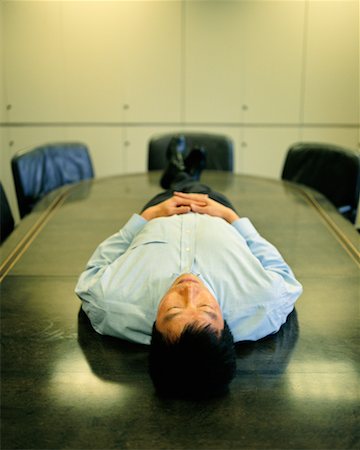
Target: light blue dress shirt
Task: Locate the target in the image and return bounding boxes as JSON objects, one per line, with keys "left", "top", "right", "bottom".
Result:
{"left": 75, "top": 213, "right": 302, "bottom": 345}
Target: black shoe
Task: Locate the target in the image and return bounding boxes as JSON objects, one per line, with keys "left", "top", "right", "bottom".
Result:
{"left": 160, "top": 135, "right": 187, "bottom": 189}
{"left": 184, "top": 146, "right": 207, "bottom": 180}
{"left": 166, "top": 135, "right": 187, "bottom": 171}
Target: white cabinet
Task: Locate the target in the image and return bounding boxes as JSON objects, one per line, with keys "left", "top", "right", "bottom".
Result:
{"left": 119, "top": 1, "right": 182, "bottom": 123}
{"left": 240, "top": 128, "right": 300, "bottom": 178}
{"left": 61, "top": 1, "right": 126, "bottom": 123}
{"left": 62, "top": 1, "right": 182, "bottom": 123}
{"left": 0, "top": 128, "right": 19, "bottom": 222}
{"left": 300, "top": 127, "right": 359, "bottom": 151}
{"left": 240, "top": 1, "right": 305, "bottom": 124}
{"left": 184, "top": 1, "right": 245, "bottom": 123}
{"left": 3, "top": 0, "right": 358, "bottom": 183}
{"left": 4, "top": 1, "right": 64, "bottom": 122}
{"left": 4, "top": 1, "right": 182, "bottom": 123}
{"left": 303, "top": 0, "right": 359, "bottom": 125}
{"left": 121, "top": 127, "right": 157, "bottom": 174}
{"left": 184, "top": 1, "right": 305, "bottom": 124}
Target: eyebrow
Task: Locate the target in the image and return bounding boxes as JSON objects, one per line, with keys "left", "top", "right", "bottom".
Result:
{"left": 163, "top": 311, "right": 218, "bottom": 323}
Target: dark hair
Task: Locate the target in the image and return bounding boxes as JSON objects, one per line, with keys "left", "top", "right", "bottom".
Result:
{"left": 148, "top": 321, "right": 236, "bottom": 399}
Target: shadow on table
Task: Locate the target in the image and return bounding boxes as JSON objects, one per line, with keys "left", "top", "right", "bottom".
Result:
{"left": 77, "top": 308, "right": 149, "bottom": 383}
{"left": 78, "top": 307, "right": 299, "bottom": 386}
{"left": 235, "top": 309, "right": 299, "bottom": 381}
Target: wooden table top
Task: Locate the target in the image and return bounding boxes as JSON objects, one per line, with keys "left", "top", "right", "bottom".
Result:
{"left": 1, "top": 172, "right": 359, "bottom": 450}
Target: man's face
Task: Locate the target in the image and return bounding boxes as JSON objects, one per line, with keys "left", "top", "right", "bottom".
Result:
{"left": 156, "top": 274, "right": 224, "bottom": 340}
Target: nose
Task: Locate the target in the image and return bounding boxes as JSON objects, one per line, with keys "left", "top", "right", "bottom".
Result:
{"left": 180, "top": 283, "right": 200, "bottom": 307}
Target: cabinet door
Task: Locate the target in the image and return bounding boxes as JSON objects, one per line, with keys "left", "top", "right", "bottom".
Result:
{"left": 240, "top": 127, "right": 300, "bottom": 178}
{"left": 1, "top": 127, "right": 19, "bottom": 223}
{"left": 121, "top": 127, "right": 149, "bottom": 174}
{"left": 300, "top": 127, "right": 359, "bottom": 151}
{"left": 121, "top": 1, "right": 182, "bottom": 123}
{"left": 184, "top": 1, "right": 305, "bottom": 124}
{"left": 184, "top": 1, "right": 246, "bottom": 123}
{"left": 303, "top": 0, "right": 359, "bottom": 124}
{"left": 4, "top": 1, "right": 64, "bottom": 122}
{"left": 63, "top": 1, "right": 181, "bottom": 123}
{"left": 241, "top": 1, "right": 305, "bottom": 124}
{"left": 4, "top": 1, "right": 182, "bottom": 124}
{"left": 62, "top": 1, "right": 126, "bottom": 122}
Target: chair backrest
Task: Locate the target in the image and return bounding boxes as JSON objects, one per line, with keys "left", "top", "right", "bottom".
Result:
{"left": 281, "top": 142, "right": 360, "bottom": 223}
{"left": 148, "top": 133, "right": 234, "bottom": 172}
{"left": 11, "top": 142, "right": 94, "bottom": 218}
{"left": 0, "top": 182, "right": 15, "bottom": 244}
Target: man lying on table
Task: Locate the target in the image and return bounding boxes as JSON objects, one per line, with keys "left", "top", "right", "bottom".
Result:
{"left": 75, "top": 136, "right": 302, "bottom": 399}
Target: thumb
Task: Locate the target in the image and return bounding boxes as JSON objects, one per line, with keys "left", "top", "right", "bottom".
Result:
{"left": 191, "top": 203, "right": 203, "bottom": 212}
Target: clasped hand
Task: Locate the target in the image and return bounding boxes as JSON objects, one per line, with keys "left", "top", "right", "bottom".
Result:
{"left": 141, "top": 192, "right": 239, "bottom": 224}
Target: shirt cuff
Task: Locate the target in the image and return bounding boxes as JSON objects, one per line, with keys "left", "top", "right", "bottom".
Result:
{"left": 120, "top": 213, "right": 148, "bottom": 236}
{"left": 231, "top": 217, "right": 259, "bottom": 240}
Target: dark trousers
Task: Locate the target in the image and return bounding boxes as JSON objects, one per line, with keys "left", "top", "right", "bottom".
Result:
{"left": 142, "top": 171, "right": 236, "bottom": 212}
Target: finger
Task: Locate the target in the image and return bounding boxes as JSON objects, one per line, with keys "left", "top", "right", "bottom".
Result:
{"left": 174, "top": 196, "right": 208, "bottom": 206}
{"left": 190, "top": 203, "right": 206, "bottom": 213}
{"left": 174, "top": 192, "right": 208, "bottom": 199}
{"left": 174, "top": 192, "right": 209, "bottom": 200}
{"left": 173, "top": 197, "right": 192, "bottom": 206}
{"left": 173, "top": 197, "right": 206, "bottom": 207}
{"left": 175, "top": 206, "right": 191, "bottom": 214}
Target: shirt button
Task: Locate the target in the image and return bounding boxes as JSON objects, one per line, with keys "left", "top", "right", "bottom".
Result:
{"left": 186, "top": 248, "right": 190, "bottom": 252}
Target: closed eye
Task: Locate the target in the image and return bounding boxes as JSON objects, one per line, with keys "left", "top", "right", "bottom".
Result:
{"left": 163, "top": 310, "right": 219, "bottom": 323}
{"left": 199, "top": 304, "right": 214, "bottom": 311}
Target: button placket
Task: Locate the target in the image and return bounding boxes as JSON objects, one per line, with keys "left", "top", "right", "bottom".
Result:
{"left": 181, "top": 214, "right": 195, "bottom": 273}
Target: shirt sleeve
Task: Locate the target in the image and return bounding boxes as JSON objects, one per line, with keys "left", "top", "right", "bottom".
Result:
{"left": 74, "top": 213, "right": 147, "bottom": 304}
{"left": 230, "top": 217, "right": 303, "bottom": 338}
{"left": 231, "top": 218, "right": 299, "bottom": 279}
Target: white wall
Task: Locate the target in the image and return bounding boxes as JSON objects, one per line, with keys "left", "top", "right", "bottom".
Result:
{"left": 1, "top": 0, "right": 359, "bottom": 221}
{"left": 1, "top": 1, "right": 19, "bottom": 219}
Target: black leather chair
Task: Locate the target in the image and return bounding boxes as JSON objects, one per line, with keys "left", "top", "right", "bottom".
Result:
{"left": 11, "top": 142, "right": 94, "bottom": 218}
{"left": 0, "top": 182, "right": 15, "bottom": 244}
{"left": 281, "top": 143, "right": 360, "bottom": 223}
{"left": 148, "top": 133, "right": 234, "bottom": 172}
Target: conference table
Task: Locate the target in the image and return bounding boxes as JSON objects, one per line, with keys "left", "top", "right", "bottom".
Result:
{"left": 1, "top": 172, "right": 359, "bottom": 450}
